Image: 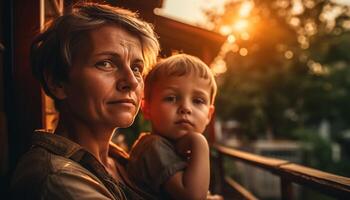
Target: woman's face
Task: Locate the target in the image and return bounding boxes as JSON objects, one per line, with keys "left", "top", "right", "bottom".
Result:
{"left": 60, "top": 25, "right": 144, "bottom": 129}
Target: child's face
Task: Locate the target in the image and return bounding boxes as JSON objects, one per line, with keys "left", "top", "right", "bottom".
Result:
{"left": 142, "top": 74, "right": 215, "bottom": 140}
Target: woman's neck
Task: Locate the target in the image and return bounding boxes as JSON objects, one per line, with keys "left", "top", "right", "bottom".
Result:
{"left": 55, "top": 117, "right": 114, "bottom": 166}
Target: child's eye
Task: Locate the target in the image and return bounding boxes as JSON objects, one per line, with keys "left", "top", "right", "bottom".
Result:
{"left": 95, "top": 60, "right": 115, "bottom": 71}
{"left": 193, "top": 98, "right": 206, "bottom": 105}
{"left": 164, "top": 95, "right": 177, "bottom": 103}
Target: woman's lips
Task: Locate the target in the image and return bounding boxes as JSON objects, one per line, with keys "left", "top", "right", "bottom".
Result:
{"left": 107, "top": 99, "right": 136, "bottom": 106}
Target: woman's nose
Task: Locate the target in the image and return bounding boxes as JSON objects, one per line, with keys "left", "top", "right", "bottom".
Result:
{"left": 117, "top": 69, "right": 140, "bottom": 92}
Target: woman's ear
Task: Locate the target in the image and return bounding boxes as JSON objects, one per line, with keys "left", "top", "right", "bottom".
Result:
{"left": 141, "top": 98, "right": 151, "bottom": 120}
{"left": 44, "top": 70, "right": 67, "bottom": 100}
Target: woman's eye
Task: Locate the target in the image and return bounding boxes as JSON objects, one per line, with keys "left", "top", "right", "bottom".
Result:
{"left": 132, "top": 64, "right": 143, "bottom": 74}
{"left": 95, "top": 61, "right": 114, "bottom": 71}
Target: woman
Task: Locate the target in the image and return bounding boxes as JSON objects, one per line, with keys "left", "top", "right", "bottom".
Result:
{"left": 11, "top": 2, "right": 159, "bottom": 199}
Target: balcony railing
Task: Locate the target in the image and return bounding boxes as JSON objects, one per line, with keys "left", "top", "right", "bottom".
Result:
{"left": 211, "top": 143, "right": 350, "bottom": 200}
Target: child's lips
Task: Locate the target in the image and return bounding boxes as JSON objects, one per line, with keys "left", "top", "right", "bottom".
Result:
{"left": 175, "top": 119, "right": 194, "bottom": 127}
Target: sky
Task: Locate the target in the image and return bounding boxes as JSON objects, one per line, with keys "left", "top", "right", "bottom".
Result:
{"left": 161, "top": 0, "right": 350, "bottom": 26}
{"left": 161, "top": 0, "right": 227, "bottom": 25}
{"left": 333, "top": 0, "right": 350, "bottom": 5}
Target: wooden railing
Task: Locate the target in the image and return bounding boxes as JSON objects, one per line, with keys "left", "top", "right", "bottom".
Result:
{"left": 211, "top": 143, "right": 350, "bottom": 200}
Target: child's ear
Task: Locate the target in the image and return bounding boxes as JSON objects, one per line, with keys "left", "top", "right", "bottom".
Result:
{"left": 206, "top": 105, "right": 215, "bottom": 125}
{"left": 141, "top": 98, "right": 151, "bottom": 120}
{"left": 44, "top": 70, "right": 67, "bottom": 100}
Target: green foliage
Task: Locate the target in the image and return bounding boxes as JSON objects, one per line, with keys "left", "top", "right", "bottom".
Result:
{"left": 293, "top": 127, "right": 350, "bottom": 177}
{"left": 293, "top": 128, "right": 333, "bottom": 167}
{"left": 205, "top": 0, "right": 350, "bottom": 139}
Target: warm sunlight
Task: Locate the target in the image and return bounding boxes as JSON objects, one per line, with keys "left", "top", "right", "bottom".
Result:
{"left": 211, "top": 58, "right": 227, "bottom": 74}
{"left": 227, "top": 34, "right": 236, "bottom": 43}
{"left": 291, "top": 0, "right": 304, "bottom": 15}
{"left": 233, "top": 19, "right": 249, "bottom": 31}
{"left": 4, "top": 2, "right": 350, "bottom": 200}
{"left": 235, "top": 1, "right": 254, "bottom": 31}
{"left": 239, "top": 1, "right": 254, "bottom": 17}
{"left": 219, "top": 25, "right": 232, "bottom": 35}
{"left": 219, "top": 1, "right": 254, "bottom": 35}
{"left": 162, "top": 0, "right": 227, "bottom": 26}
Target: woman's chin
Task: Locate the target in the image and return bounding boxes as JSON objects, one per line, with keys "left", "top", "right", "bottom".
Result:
{"left": 118, "top": 122, "right": 133, "bottom": 128}
{"left": 112, "top": 115, "right": 135, "bottom": 128}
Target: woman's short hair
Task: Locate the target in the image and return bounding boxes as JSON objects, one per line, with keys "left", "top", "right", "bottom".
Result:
{"left": 31, "top": 2, "right": 160, "bottom": 103}
{"left": 144, "top": 54, "right": 217, "bottom": 104}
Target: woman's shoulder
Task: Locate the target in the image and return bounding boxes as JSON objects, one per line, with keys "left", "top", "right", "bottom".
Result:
{"left": 11, "top": 130, "right": 98, "bottom": 184}
{"left": 11, "top": 137, "right": 113, "bottom": 199}
{"left": 11, "top": 146, "right": 114, "bottom": 199}
{"left": 11, "top": 146, "right": 54, "bottom": 187}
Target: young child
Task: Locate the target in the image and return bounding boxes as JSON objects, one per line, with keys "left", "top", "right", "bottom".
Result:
{"left": 127, "top": 54, "right": 217, "bottom": 200}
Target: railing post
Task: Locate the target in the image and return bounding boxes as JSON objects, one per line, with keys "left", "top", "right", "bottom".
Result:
{"left": 281, "top": 177, "right": 293, "bottom": 200}
{"left": 217, "top": 152, "right": 225, "bottom": 194}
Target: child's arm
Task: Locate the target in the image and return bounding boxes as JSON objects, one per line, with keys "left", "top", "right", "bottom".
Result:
{"left": 163, "top": 133, "right": 210, "bottom": 200}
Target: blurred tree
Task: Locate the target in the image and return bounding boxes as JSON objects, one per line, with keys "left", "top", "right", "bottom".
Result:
{"left": 204, "top": 0, "right": 350, "bottom": 139}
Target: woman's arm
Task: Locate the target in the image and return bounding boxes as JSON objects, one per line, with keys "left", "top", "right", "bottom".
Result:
{"left": 163, "top": 133, "right": 210, "bottom": 200}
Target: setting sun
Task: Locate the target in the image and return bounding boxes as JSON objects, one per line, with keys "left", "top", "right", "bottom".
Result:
{"left": 218, "top": 1, "right": 254, "bottom": 36}
{"left": 239, "top": 1, "right": 254, "bottom": 17}
{"left": 233, "top": 19, "right": 249, "bottom": 31}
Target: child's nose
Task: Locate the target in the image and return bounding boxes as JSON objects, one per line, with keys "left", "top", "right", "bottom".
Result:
{"left": 178, "top": 103, "right": 192, "bottom": 114}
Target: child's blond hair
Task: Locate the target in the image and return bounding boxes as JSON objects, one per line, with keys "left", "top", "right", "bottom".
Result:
{"left": 144, "top": 54, "right": 217, "bottom": 104}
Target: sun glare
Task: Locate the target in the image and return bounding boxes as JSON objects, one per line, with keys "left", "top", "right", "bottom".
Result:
{"left": 284, "top": 50, "right": 294, "bottom": 59}
{"left": 219, "top": 1, "right": 255, "bottom": 36}
{"left": 239, "top": 1, "right": 254, "bottom": 17}
{"left": 212, "top": 59, "right": 227, "bottom": 74}
{"left": 227, "top": 34, "right": 236, "bottom": 43}
{"left": 240, "top": 32, "right": 250, "bottom": 40}
{"left": 220, "top": 25, "right": 232, "bottom": 35}
{"left": 233, "top": 19, "right": 249, "bottom": 31}
{"left": 239, "top": 48, "right": 248, "bottom": 56}
{"left": 291, "top": 0, "right": 304, "bottom": 15}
